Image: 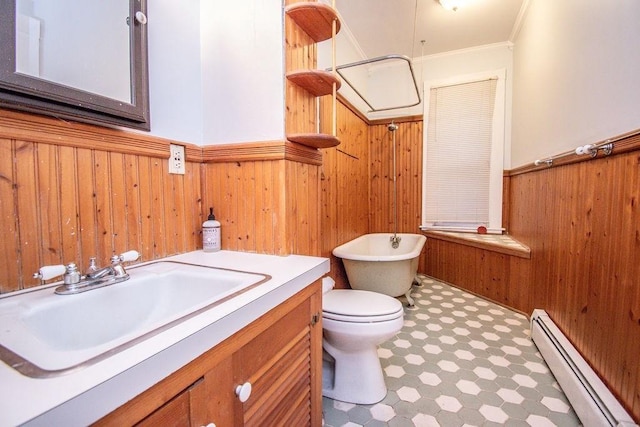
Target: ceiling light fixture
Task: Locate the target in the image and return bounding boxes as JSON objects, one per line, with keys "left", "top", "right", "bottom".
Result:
{"left": 439, "top": 0, "right": 464, "bottom": 11}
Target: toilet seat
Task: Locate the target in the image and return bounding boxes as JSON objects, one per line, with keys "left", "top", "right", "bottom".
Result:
{"left": 323, "top": 290, "right": 403, "bottom": 323}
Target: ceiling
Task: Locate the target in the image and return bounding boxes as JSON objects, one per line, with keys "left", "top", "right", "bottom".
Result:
{"left": 334, "top": 0, "right": 526, "bottom": 59}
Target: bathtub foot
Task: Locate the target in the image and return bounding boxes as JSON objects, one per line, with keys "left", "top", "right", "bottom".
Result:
{"left": 405, "top": 289, "right": 415, "bottom": 307}
{"left": 413, "top": 274, "right": 423, "bottom": 287}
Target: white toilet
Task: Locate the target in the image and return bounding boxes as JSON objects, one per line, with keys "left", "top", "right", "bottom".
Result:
{"left": 321, "top": 278, "right": 404, "bottom": 404}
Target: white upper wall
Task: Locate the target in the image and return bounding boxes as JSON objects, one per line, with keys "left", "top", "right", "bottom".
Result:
{"left": 511, "top": 0, "right": 640, "bottom": 167}
{"left": 147, "top": 0, "right": 284, "bottom": 146}
{"left": 201, "top": 0, "right": 284, "bottom": 145}
{"left": 147, "top": 0, "right": 203, "bottom": 144}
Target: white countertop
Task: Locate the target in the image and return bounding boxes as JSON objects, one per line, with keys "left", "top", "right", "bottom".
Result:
{"left": 0, "top": 250, "right": 329, "bottom": 427}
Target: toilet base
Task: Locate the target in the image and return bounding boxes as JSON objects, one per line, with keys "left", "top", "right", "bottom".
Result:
{"left": 322, "top": 343, "right": 388, "bottom": 405}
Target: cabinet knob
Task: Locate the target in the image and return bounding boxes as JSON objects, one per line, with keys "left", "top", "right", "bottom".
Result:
{"left": 235, "top": 382, "right": 252, "bottom": 403}
{"left": 202, "top": 424, "right": 216, "bottom": 427}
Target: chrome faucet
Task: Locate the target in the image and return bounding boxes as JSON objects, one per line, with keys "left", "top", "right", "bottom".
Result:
{"left": 34, "top": 250, "right": 140, "bottom": 295}
{"left": 390, "top": 234, "right": 401, "bottom": 249}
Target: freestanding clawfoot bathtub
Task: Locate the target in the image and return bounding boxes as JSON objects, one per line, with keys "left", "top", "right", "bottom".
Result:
{"left": 332, "top": 233, "right": 427, "bottom": 306}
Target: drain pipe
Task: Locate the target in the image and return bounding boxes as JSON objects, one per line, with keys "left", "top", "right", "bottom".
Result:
{"left": 388, "top": 122, "right": 401, "bottom": 249}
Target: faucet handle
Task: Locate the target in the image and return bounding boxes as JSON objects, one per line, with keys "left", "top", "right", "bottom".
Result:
{"left": 33, "top": 264, "right": 66, "bottom": 281}
{"left": 86, "top": 257, "right": 99, "bottom": 273}
{"left": 118, "top": 250, "right": 140, "bottom": 263}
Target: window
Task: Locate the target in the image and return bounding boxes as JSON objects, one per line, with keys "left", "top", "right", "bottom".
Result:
{"left": 421, "top": 70, "right": 506, "bottom": 233}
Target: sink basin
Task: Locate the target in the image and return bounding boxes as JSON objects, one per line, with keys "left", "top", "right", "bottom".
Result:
{"left": 0, "top": 261, "right": 269, "bottom": 377}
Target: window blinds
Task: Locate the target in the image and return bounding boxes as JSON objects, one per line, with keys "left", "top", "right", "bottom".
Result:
{"left": 424, "top": 78, "right": 498, "bottom": 229}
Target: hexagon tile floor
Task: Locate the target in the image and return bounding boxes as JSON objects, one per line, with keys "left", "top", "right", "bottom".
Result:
{"left": 322, "top": 275, "right": 581, "bottom": 427}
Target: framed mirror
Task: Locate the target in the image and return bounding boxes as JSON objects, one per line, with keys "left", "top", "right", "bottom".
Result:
{"left": 0, "top": 0, "right": 149, "bottom": 130}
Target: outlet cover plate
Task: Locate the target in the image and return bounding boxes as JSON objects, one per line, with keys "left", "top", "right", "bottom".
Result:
{"left": 169, "top": 144, "right": 185, "bottom": 175}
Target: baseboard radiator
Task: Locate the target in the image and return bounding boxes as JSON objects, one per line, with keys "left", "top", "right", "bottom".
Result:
{"left": 530, "top": 310, "right": 638, "bottom": 427}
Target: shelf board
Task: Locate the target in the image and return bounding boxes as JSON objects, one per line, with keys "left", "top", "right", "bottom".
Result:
{"left": 287, "top": 133, "right": 340, "bottom": 149}
{"left": 286, "top": 70, "right": 341, "bottom": 96}
{"left": 285, "top": 2, "right": 341, "bottom": 43}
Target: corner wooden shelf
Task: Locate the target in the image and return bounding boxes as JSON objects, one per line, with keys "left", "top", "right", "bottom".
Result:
{"left": 287, "top": 133, "right": 340, "bottom": 149}
{"left": 286, "top": 70, "right": 341, "bottom": 97}
{"left": 285, "top": 2, "right": 341, "bottom": 43}
{"left": 285, "top": 1, "right": 341, "bottom": 149}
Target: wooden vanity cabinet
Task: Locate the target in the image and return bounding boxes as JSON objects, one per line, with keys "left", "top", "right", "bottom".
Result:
{"left": 95, "top": 280, "right": 323, "bottom": 427}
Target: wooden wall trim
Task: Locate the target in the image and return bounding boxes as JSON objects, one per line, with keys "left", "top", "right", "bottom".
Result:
{"left": 508, "top": 128, "right": 640, "bottom": 176}
{"left": 202, "top": 141, "right": 322, "bottom": 166}
{"left": 0, "top": 109, "right": 203, "bottom": 161}
{"left": 0, "top": 109, "right": 324, "bottom": 166}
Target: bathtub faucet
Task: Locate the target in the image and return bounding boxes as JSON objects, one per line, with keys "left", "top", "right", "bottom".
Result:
{"left": 390, "top": 234, "right": 401, "bottom": 249}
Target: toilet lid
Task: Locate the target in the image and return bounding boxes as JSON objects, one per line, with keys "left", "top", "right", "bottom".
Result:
{"left": 323, "top": 290, "right": 404, "bottom": 322}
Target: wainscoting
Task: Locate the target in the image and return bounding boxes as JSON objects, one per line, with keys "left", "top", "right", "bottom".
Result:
{"left": 0, "top": 111, "right": 203, "bottom": 293}
{"left": 508, "top": 147, "right": 640, "bottom": 420}
{"left": 0, "top": 110, "right": 323, "bottom": 294}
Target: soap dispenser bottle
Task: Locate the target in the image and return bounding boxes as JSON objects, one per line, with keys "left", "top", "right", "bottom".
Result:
{"left": 202, "top": 207, "right": 221, "bottom": 252}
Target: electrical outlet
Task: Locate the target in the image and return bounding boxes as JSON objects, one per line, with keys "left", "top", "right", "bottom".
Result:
{"left": 168, "top": 144, "right": 185, "bottom": 175}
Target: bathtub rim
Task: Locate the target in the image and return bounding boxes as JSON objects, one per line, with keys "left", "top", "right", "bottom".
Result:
{"left": 332, "top": 233, "right": 426, "bottom": 262}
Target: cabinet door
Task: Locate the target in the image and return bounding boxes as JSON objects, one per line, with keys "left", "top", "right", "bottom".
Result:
{"left": 136, "top": 378, "right": 205, "bottom": 427}
{"left": 235, "top": 296, "right": 313, "bottom": 427}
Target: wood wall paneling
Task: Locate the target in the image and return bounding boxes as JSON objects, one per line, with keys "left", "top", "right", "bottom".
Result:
{"left": 508, "top": 150, "right": 640, "bottom": 421}
{"left": 0, "top": 122, "right": 204, "bottom": 293}
{"left": 319, "top": 98, "right": 369, "bottom": 288}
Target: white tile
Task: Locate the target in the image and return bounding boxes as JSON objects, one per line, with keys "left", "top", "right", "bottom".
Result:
{"left": 524, "top": 361, "right": 549, "bottom": 374}
{"left": 497, "top": 388, "right": 524, "bottom": 404}
{"left": 333, "top": 400, "right": 356, "bottom": 411}
{"left": 423, "top": 344, "right": 442, "bottom": 355}
{"left": 397, "top": 386, "right": 421, "bottom": 403}
{"left": 481, "top": 332, "right": 501, "bottom": 341}
{"left": 439, "top": 335, "right": 458, "bottom": 345}
{"left": 370, "top": 403, "right": 396, "bottom": 421}
{"left": 465, "top": 320, "right": 483, "bottom": 329}
{"left": 404, "top": 354, "right": 425, "bottom": 365}
{"left": 469, "top": 340, "right": 489, "bottom": 350}
{"left": 394, "top": 339, "right": 411, "bottom": 348}
{"left": 440, "top": 316, "right": 455, "bottom": 324}
{"left": 541, "top": 396, "right": 571, "bottom": 413}
{"left": 454, "top": 349, "right": 475, "bottom": 361}
{"left": 512, "top": 374, "right": 538, "bottom": 388}
{"left": 452, "top": 327, "right": 470, "bottom": 336}
{"left": 473, "top": 366, "right": 497, "bottom": 380}
{"left": 419, "top": 371, "right": 442, "bottom": 386}
{"left": 526, "top": 415, "right": 556, "bottom": 426}
{"left": 494, "top": 324, "right": 512, "bottom": 333}
{"left": 411, "top": 330, "right": 428, "bottom": 340}
{"left": 426, "top": 323, "right": 443, "bottom": 331}
{"left": 501, "top": 345, "right": 522, "bottom": 356}
{"left": 513, "top": 337, "right": 533, "bottom": 347}
{"left": 456, "top": 379, "right": 481, "bottom": 395}
{"left": 384, "top": 365, "right": 406, "bottom": 378}
{"left": 488, "top": 355, "right": 511, "bottom": 367}
{"left": 437, "top": 360, "right": 460, "bottom": 372}
{"left": 436, "top": 395, "right": 463, "bottom": 412}
{"left": 377, "top": 348, "right": 393, "bottom": 359}
{"left": 479, "top": 404, "right": 508, "bottom": 423}
{"left": 412, "top": 413, "right": 440, "bottom": 427}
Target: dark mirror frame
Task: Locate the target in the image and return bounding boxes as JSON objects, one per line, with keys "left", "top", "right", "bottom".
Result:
{"left": 0, "top": 0, "right": 150, "bottom": 130}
